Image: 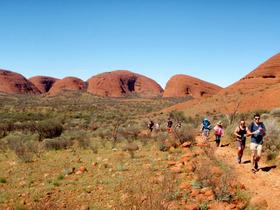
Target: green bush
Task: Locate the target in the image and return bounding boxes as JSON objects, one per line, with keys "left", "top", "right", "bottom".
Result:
{"left": 173, "top": 124, "right": 195, "bottom": 144}
{"left": 43, "top": 138, "right": 73, "bottom": 150}
{"left": 0, "top": 122, "right": 13, "bottom": 138}
{"left": 61, "top": 130, "right": 91, "bottom": 148}
{"left": 4, "top": 133, "right": 40, "bottom": 162}
{"left": 0, "top": 177, "right": 7, "bottom": 183}
{"left": 263, "top": 119, "right": 280, "bottom": 160}
{"left": 120, "top": 124, "right": 141, "bottom": 140}
{"left": 169, "top": 110, "right": 186, "bottom": 123}
{"left": 270, "top": 108, "right": 280, "bottom": 118}
{"left": 36, "top": 120, "right": 63, "bottom": 140}
{"left": 95, "top": 128, "right": 111, "bottom": 140}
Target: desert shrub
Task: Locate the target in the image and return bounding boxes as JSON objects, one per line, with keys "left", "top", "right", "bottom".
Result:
{"left": 0, "top": 122, "right": 14, "bottom": 138}
{"left": 94, "top": 128, "right": 111, "bottom": 140}
{"left": 36, "top": 119, "right": 63, "bottom": 140}
{"left": 61, "top": 130, "right": 91, "bottom": 148}
{"left": 0, "top": 111, "right": 48, "bottom": 123}
{"left": 225, "top": 123, "right": 237, "bottom": 140}
{"left": 263, "top": 119, "right": 280, "bottom": 160}
{"left": 120, "top": 124, "right": 141, "bottom": 141}
{"left": 159, "top": 143, "right": 169, "bottom": 152}
{"left": 0, "top": 138, "right": 8, "bottom": 154}
{"left": 173, "top": 124, "right": 195, "bottom": 144}
{"left": 4, "top": 133, "right": 41, "bottom": 162}
{"left": 270, "top": 108, "right": 280, "bottom": 118}
{"left": 89, "top": 121, "right": 99, "bottom": 131}
{"left": 43, "top": 138, "right": 73, "bottom": 150}
{"left": 261, "top": 113, "right": 270, "bottom": 120}
{"left": 0, "top": 177, "right": 7, "bottom": 183}
{"left": 157, "top": 132, "right": 168, "bottom": 142}
{"left": 89, "top": 141, "right": 99, "bottom": 154}
{"left": 185, "top": 115, "right": 202, "bottom": 128}
{"left": 169, "top": 110, "right": 186, "bottom": 123}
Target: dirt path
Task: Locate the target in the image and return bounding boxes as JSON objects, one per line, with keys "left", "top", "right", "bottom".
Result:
{"left": 200, "top": 136, "right": 280, "bottom": 210}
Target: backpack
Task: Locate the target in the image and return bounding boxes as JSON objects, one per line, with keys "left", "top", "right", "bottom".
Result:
{"left": 202, "top": 119, "right": 211, "bottom": 130}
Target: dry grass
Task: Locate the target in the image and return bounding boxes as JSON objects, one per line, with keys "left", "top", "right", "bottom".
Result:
{"left": 0, "top": 140, "right": 180, "bottom": 209}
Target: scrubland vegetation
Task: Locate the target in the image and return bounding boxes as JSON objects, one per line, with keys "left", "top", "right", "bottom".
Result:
{"left": 0, "top": 92, "right": 279, "bottom": 209}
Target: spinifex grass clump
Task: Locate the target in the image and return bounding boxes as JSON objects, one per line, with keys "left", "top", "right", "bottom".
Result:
{"left": 270, "top": 108, "right": 280, "bottom": 118}
{"left": 122, "top": 143, "right": 139, "bottom": 158}
{"left": 2, "top": 133, "right": 41, "bottom": 162}
{"left": 263, "top": 118, "right": 280, "bottom": 161}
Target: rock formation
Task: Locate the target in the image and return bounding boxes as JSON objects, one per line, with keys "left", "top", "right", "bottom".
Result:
{"left": 29, "top": 76, "right": 59, "bottom": 93}
{"left": 48, "top": 77, "right": 87, "bottom": 95}
{"left": 87, "top": 70, "right": 163, "bottom": 97}
{"left": 0, "top": 69, "right": 40, "bottom": 94}
{"left": 163, "top": 74, "right": 222, "bottom": 98}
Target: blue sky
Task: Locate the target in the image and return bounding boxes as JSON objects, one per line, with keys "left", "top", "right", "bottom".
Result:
{"left": 0, "top": 0, "right": 280, "bottom": 88}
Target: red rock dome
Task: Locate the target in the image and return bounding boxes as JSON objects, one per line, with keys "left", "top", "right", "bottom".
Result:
{"left": 48, "top": 77, "right": 87, "bottom": 95}
{"left": 29, "top": 76, "right": 59, "bottom": 93}
{"left": 163, "top": 53, "right": 280, "bottom": 115}
{"left": 243, "top": 53, "right": 280, "bottom": 79}
{"left": 163, "top": 74, "right": 222, "bottom": 98}
{"left": 0, "top": 69, "right": 40, "bottom": 94}
{"left": 87, "top": 70, "right": 163, "bottom": 97}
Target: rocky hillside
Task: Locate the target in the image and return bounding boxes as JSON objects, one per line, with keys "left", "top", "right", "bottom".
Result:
{"left": 163, "top": 74, "right": 222, "bottom": 98}
{"left": 163, "top": 53, "right": 280, "bottom": 115}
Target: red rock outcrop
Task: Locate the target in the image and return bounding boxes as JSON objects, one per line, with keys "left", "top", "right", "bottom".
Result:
{"left": 48, "top": 77, "right": 87, "bottom": 95}
{"left": 0, "top": 69, "right": 40, "bottom": 94}
{"left": 87, "top": 70, "right": 163, "bottom": 97}
{"left": 243, "top": 53, "right": 280, "bottom": 79}
{"left": 163, "top": 74, "right": 222, "bottom": 98}
{"left": 163, "top": 53, "right": 280, "bottom": 115}
{"left": 29, "top": 76, "right": 59, "bottom": 93}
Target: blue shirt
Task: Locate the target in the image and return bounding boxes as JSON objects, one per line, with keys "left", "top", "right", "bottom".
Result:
{"left": 249, "top": 122, "right": 266, "bottom": 144}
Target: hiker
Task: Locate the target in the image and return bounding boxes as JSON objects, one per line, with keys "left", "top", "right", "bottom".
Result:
{"left": 234, "top": 119, "right": 249, "bottom": 164}
{"left": 248, "top": 114, "right": 266, "bottom": 172}
{"left": 148, "top": 120, "right": 154, "bottom": 132}
{"left": 213, "top": 121, "right": 224, "bottom": 147}
{"left": 154, "top": 122, "right": 160, "bottom": 132}
{"left": 167, "top": 118, "right": 173, "bottom": 133}
{"left": 201, "top": 117, "right": 211, "bottom": 142}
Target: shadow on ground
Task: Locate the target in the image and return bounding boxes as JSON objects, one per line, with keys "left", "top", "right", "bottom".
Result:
{"left": 259, "top": 165, "right": 277, "bottom": 172}
{"left": 242, "top": 160, "right": 251, "bottom": 164}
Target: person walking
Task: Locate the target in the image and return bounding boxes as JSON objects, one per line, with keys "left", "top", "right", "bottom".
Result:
{"left": 148, "top": 120, "right": 154, "bottom": 132}
{"left": 201, "top": 117, "right": 211, "bottom": 143}
{"left": 154, "top": 122, "right": 160, "bottom": 132}
{"left": 248, "top": 114, "right": 266, "bottom": 172}
{"left": 213, "top": 121, "right": 224, "bottom": 147}
{"left": 234, "top": 119, "right": 249, "bottom": 164}
{"left": 167, "top": 118, "right": 173, "bottom": 133}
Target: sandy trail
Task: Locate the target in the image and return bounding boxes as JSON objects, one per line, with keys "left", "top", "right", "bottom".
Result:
{"left": 197, "top": 136, "right": 280, "bottom": 210}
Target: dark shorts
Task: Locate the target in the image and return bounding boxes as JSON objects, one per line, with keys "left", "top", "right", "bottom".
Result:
{"left": 215, "top": 135, "right": 221, "bottom": 142}
{"left": 236, "top": 139, "right": 246, "bottom": 148}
